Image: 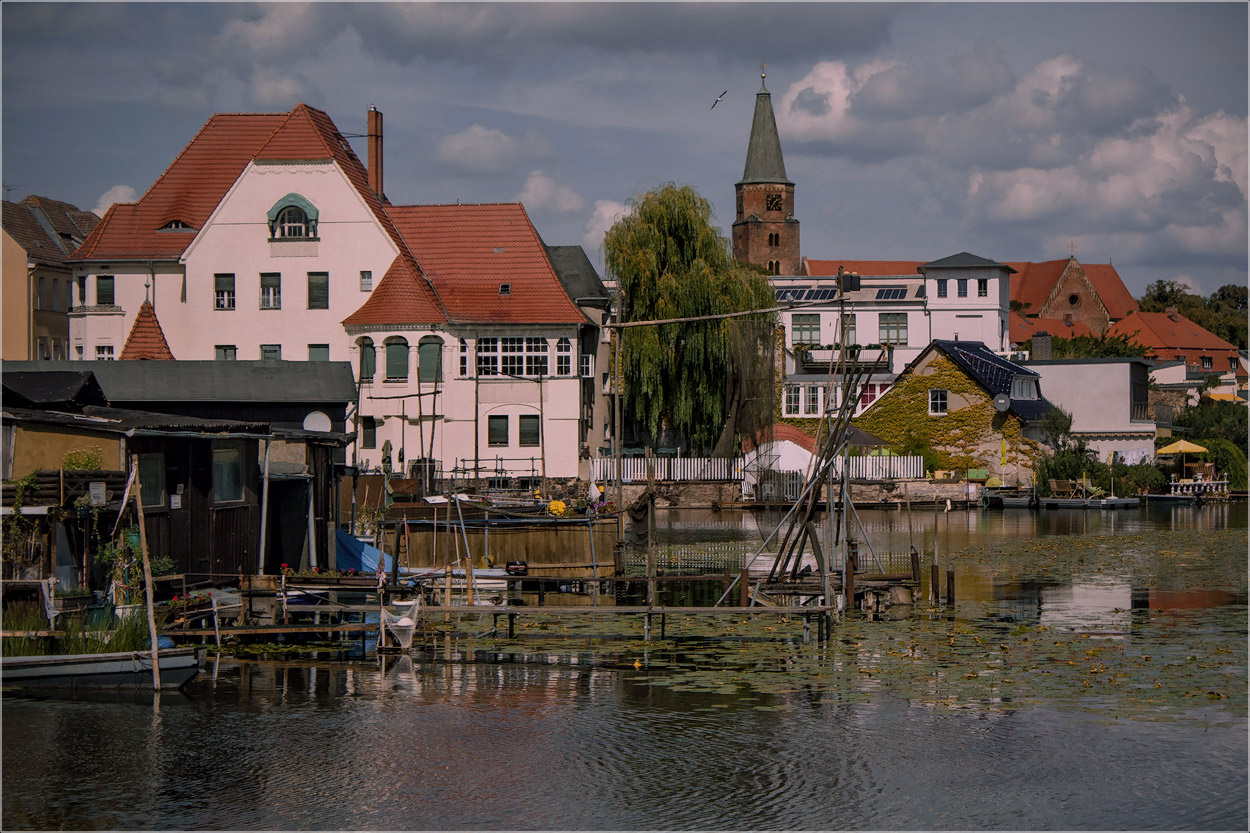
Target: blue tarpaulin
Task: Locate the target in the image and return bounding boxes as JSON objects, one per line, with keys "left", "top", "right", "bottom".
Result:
{"left": 334, "top": 530, "right": 392, "bottom": 574}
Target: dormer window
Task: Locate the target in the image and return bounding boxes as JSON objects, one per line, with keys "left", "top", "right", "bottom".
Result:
{"left": 266, "top": 193, "right": 319, "bottom": 240}
{"left": 160, "top": 220, "right": 194, "bottom": 231}
{"left": 499, "top": 283, "right": 511, "bottom": 296}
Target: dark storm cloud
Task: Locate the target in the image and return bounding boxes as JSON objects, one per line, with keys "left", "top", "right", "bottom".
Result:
{"left": 850, "top": 46, "right": 1015, "bottom": 118}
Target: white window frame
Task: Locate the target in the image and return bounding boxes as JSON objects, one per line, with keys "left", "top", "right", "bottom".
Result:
{"left": 929, "top": 388, "right": 948, "bottom": 415}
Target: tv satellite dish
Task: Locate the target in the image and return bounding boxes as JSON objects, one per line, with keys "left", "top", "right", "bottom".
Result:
{"left": 993, "top": 393, "right": 1011, "bottom": 412}
{"left": 302, "top": 411, "right": 332, "bottom": 432}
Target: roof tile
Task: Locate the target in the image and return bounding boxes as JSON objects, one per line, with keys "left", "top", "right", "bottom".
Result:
{"left": 119, "top": 300, "right": 175, "bottom": 360}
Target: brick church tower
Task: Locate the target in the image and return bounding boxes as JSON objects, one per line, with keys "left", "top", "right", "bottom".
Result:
{"left": 732, "top": 70, "right": 799, "bottom": 276}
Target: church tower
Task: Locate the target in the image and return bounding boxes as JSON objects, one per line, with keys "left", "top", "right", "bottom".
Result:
{"left": 732, "top": 69, "right": 799, "bottom": 276}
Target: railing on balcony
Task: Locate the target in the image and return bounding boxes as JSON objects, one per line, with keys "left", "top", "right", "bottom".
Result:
{"left": 796, "top": 344, "right": 892, "bottom": 374}
{"left": 1130, "top": 401, "right": 1151, "bottom": 422}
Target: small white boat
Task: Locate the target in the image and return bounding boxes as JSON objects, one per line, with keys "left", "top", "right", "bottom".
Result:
{"left": 1, "top": 647, "right": 203, "bottom": 690}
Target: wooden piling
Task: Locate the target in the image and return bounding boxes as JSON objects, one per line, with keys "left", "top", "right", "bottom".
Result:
{"left": 910, "top": 549, "right": 921, "bottom": 584}
{"left": 930, "top": 562, "right": 940, "bottom": 603}
{"left": 946, "top": 569, "right": 956, "bottom": 606}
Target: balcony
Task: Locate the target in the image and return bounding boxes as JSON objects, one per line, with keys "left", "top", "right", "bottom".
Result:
{"left": 796, "top": 344, "right": 891, "bottom": 374}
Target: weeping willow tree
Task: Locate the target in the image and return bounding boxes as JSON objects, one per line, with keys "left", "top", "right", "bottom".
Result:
{"left": 604, "top": 183, "right": 777, "bottom": 455}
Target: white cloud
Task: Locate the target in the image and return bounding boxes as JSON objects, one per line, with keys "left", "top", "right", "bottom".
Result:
{"left": 583, "top": 199, "right": 628, "bottom": 258}
{"left": 1168, "top": 274, "right": 1203, "bottom": 294}
{"left": 435, "top": 125, "right": 552, "bottom": 175}
{"left": 93, "top": 185, "right": 138, "bottom": 217}
{"left": 515, "top": 170, "right": 584, "bottom": 214}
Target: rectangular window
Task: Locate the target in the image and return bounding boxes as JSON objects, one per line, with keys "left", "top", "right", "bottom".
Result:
{"left": 1201, "top": 356, "right": 1213, "bottom": 370}
{"left": 360, "top": 270, "right": 372, "bottom": 292}
{"left": 519, "top": 415, "right": 541, "bottom": 447}
{"left": 214, "top": 274, "right": 235, "bottom": 310}
{"left": 792, "top": 313, "right": 820, "bottom": 344}
{"left": 580, "top": 353, "right": 593, "bottom": 378}
{"left": 138, "top": 454, "right": 166, "bottom": 509}
{"left": 805, "top": 385, "right": 820, "bottom": 415}
{"left": 501, "top": 337, "right": 524, "bottom": 376}
{"left": 76, "top": 276, "right": 86, "bottom": 306}
{"left": 784, "top": 385, "right": 800, "bottom": 416}
{"left": 38, "top": 277, "right": 47, "bottom": 309}
{"left": 307, "top": 272, "right": 329, "bottom": 309}
{"left": 525, "top": 337, "right": 548, "bottom": 376}
{"left": 844, "top": 313, "right": 857, "bottom": 346}
{"left": 361, "top": 417, "right": 376, "bottom": 449}
{"left": 977, "top": 278, "right": 988, "bottom": 297}
{"left": 1010, "top": 376, "right": 1038, "bottom": 400}
{"left": 957, "top": 279, "right": 968, "bottom": 298}
{"left": 929, "top": 389, "right": 948, "bottom": 415}
{"left": 556, "top": 338, "right": 572, "bottom": 376}
{"left": 936, "top": 279, "right": 947, "bottom": 298}
{"left": 36, "top": 337, "right": 48, "bottom": 360}
{"left": 459, "top": 340, "right": 468, "bottom": 376}
{"left": 879, "top": 313, "right": 908, "bottom": 345}
{"left": 95, "top": 344, "right": 114, "bottom": 361}
{"left": 488, "top": 415, "right": 509, "bottom": 447}
{"left": 260, "top": 273, "right": 281, "bottom": 309}
{"left": 476, "top": 338, "right": 498, "bottom": 376}
{"left": 260, "top": 344, "right": 281, "bottom": 361}
{"left": 212, "top": 441, "right": 245, "bottom": 503}
{"left": 308, "top": 344, "right": 330, "bottom": 362}
{"left": 97, "top": 276, "right": 115, "bottom": 306}
{"left": 1231, "top": 358, "right": 1239, "bottom": 371}
{"left": 215, "top": 345, "right": 237, "bottom": 361}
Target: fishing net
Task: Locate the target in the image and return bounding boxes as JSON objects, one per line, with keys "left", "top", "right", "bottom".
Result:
{"left": 380, "top": 598, "right": 421, "bottom": 650}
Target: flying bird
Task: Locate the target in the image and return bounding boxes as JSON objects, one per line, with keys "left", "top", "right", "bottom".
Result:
{"left": 710, "top": 90, "right": 727, "bottom": 109}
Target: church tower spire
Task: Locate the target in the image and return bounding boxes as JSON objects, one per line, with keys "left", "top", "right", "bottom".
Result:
{"left": 732, "top": 67, "right": 799, "bottom": 276}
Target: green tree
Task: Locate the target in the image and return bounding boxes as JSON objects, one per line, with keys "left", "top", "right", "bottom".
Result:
{"left": 1038, "top": 405, "right": 1074, "bottom": 450}
{"left": 604, "top": 183, "right": 777, "bottom": 454}
{"left": 1173, "top": 399, "right": 1247, "bottom": 456}
{"left": 1023, "top": 332, "right": 1147, "bottom": 359}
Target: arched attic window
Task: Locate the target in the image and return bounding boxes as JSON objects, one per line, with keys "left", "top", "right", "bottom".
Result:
{"left": 267, "top": 193, "right": 319, "bottom": 240}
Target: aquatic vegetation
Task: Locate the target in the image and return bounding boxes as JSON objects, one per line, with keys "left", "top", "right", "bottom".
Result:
{"left": 418, "top": 528, "right": 1246, "bottom": 725}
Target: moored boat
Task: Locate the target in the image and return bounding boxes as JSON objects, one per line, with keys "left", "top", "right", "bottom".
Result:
{"left": 1, "top": 647, "right": 203, "bottom": 690}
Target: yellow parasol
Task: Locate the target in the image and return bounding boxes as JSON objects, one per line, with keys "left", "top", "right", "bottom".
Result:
{"left": 1156, "top": 439, "right": 1207, "bottom": 455}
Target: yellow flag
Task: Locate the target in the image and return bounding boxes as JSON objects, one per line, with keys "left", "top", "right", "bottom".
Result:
{"left": 1000, "top": 437, "right": 1008, "bottom": 466}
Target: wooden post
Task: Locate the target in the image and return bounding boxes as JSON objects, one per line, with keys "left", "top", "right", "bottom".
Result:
{"left": 946, "top": 569, "right": 955, "bottom": 606}
{"left": 508, "top": 612, "right": 516, "bottom": 639}
{"left": 845, "top": 541, "right": 856, "bottom": 613}
{"left": 129, "top": 458, "right": 161, "bottom": 691}
{"left": 443, "top": 565, "right": 451, "bottom": 622}
{"left": 910, "top": 548, "right": 921, "bottom": 584}
{"left": 738, "top": 568, "right": 749, "bottom": 607}
{"left": 930, "top": 561, "right": 940, "bottom": 603}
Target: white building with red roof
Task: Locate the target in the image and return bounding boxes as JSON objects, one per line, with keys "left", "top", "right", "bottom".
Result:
{"left": 68, "top": 104, "right": 603, "bottom": 481}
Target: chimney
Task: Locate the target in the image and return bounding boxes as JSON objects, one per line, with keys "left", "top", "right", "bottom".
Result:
{"left": 1165, "top": 306, "right": 1179, "bottom": 321}
{"left": 1033, "top": 331, "right": 1053, "bottom": 360}
{"left": 367, "top": 105, "right": 384, "bottom": 202}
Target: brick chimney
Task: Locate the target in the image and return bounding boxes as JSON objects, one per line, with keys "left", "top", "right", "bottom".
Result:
{"left": 1165, "top": 306, "right": 1179, "bottom": 321}
{"left": 367, "top": 105, "right": 384, "bottom": 202}
{"left": 1033, "top": 331, "right": 1053, "bottom": 359}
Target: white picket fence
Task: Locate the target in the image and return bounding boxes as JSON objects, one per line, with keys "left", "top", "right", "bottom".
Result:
{"left": 591, "top": 454, "right": 924, "bottom": 484}
{"left": 591, "top": 455, "right": 743, "bottom": 483}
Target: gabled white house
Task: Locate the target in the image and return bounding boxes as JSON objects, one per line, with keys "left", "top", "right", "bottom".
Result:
{"left": 776, "top": 252, "right": 1013, "bottom": 418}
{"left": 68, "top": 104, "right": 605, "bottom": 484}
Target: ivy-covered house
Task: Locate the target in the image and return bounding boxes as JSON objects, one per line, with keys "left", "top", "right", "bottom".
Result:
{"left": 855, "top": 340, "right": 1054, "bottom": 481}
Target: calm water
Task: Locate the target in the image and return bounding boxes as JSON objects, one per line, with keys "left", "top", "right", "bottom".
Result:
{"left": 4, "top": 503, "right": 1246, "bottom": 830}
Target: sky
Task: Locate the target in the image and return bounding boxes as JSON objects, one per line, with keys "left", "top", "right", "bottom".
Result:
{"left": 3, "top": 2, "right": 1247, "bottom": 298}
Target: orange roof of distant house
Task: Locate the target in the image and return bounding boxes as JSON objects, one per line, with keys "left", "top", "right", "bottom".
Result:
{"left": 802, "top": 258, "right": 924, "bottom": 277}
{"left": 1009, "top": 312, "right": 1093, "bottom": 343}
{"left": 1005, "top": 258, "right": 1138, "bottom": 319}
{"left": 385, "top": 203, "right": 585, "bottom": 325}
{"left": 1108, "top": 310, "right": 1238, "bottom": 353}
{"left": 119, "top": 301, "right": 175, "bottom": 360}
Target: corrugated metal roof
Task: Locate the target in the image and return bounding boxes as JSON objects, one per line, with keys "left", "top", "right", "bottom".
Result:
{"left": 3, "top": 360, "right": 357, "bottom": 404}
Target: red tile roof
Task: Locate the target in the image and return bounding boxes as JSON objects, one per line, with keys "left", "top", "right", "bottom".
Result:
{"left": 1108, "top": 311, "right": 1238, "bottom": 353}
{"left": 72, "top": 112, "right": 288, "bottom": 261}
{"left": 1009, "top": 312, "right": 1093, "bottom": 343}
{"left": 119, "top": 301, "right": 175, "bottom": 360}
{"left": 1005, "top": 259, "right": 1138, "bottom": 319}
{"left": 742, "top": 422, "right": 818, "bottom": 454}
{"left": 341, "top": 254, "right": 447, "bottom": 328}
{"left": 385, "top": 203, "right": 586, "bottom": 325}
{"left": 802, "top": 258, "right": 924, "bottom": 277}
